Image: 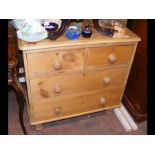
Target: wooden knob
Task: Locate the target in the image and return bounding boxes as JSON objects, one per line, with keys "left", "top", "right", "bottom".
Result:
{"left": 103, "top": 77, "right": 111, "bottom": 85}
{"left": 53, "top": 60, "right": 62, "bottom": 70}
{"left": 54, "top": 107, "right": 62, "bottom": 115}
{"left": 53, "top": 84, "right": 62, "bottom": 94}
{"left": 108, "top": 54, "right": 117, "bottom": 64}
{"left": 99, "top": 97, "right": 106, "bottom": 105}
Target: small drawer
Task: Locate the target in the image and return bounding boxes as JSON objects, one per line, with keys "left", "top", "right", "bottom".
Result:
{"left": 29, "top": 67, "right": 128, "bottom": 101}
{"left": 26, "top": 48, "right": 85, "bottom": 77}
{"left": 31, "top": 86, "right": 124, "bottom": 123}
{"left": 86, "top": 45, "right": 134, "bottom": 69}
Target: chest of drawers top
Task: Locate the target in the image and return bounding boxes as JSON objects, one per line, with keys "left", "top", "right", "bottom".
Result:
{"left": 17, "top": 28, "right": 140, "bottom": 52}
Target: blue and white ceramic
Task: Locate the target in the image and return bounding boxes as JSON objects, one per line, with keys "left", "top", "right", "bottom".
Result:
{"left": 12, "top": 19, "right": 48, "bottom": 42}
{"left": 42, "top": 22, "right": 58, "bottom": 31}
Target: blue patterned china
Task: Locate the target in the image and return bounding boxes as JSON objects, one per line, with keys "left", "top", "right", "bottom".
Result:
{"left": 42, "top": 22, "right": 58, "bottom": 31}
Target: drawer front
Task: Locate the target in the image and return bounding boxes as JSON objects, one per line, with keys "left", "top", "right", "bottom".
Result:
{"left": 32, "top": 86, "right": 124, "bottom": 123}
{"left": 27, "top": 48, "right": 85, "bottom": 77}
{"left": 29, "top": 67, "right": 128, "bottom": 101}
{"left": 86, "top": 45, "right": 134, "bottom": 68}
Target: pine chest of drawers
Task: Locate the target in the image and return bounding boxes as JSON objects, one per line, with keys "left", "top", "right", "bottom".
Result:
{"left": 18, "top": 28, "right": 140, "bottom": 129}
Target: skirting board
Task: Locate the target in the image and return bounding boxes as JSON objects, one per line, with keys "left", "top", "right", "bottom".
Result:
{"left": 113, "top": 103, "right": 138, "bottom": 132}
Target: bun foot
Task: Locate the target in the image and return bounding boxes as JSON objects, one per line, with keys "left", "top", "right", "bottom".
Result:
{"left": 35, "top": 124, "right": 43, "bottom": 131}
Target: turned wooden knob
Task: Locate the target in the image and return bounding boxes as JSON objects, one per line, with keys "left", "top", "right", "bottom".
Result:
{"left": 53, "top": 60, "right": 62, "bottom": 70}
{"left": 103, "top": 77, "right": 111, "bottom": 85}
{"left": 108, "top": 54, "right": 117, "bottom": 64}
{"left": 54, "top": 107, "right": 62, "bottom": 115}
{"left": 53, "top": 84, "right": 62, "bottom": 94}
{"left": 99, "top": 97, "right": 106, "bottom": 105}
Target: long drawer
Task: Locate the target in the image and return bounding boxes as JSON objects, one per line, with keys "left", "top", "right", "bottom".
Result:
{"left": 31, "top": 86, "right": 124, "bottom": 124}
{"left": 86, "top": 45, "right": 134, "bottom": 69}
{"left": 29, "top": 67, "right": 128, "bottom": 101}
{"left": 26, "top": 48, "right": 85, "bottom": 77}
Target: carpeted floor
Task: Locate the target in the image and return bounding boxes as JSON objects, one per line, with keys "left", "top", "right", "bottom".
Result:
{"left": 8, "top": 88, "right": 147, "bottom": 135}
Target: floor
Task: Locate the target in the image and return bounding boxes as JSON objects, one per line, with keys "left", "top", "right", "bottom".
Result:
{"left": 8, "top": 88, "right": 147, "bottom": 135}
